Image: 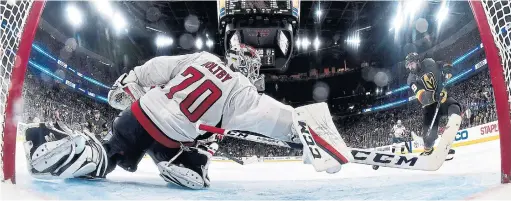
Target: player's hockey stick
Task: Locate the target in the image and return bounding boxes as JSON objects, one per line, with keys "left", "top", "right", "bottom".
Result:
{"left": 199, "top": 116, "right": 460, "bottom": 171}
{"left": 426, "top": 101, "right": 442, "bottom": 138}
{"left": 372, "top": 102, "right": 442, "bottom": 170}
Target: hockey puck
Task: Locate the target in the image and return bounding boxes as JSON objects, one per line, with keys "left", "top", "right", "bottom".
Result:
{"left": 445, "top": 149, "right": 455, "bottom": 161}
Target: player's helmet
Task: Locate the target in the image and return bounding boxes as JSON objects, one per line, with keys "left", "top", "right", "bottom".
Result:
{"left": 405, "top": 52, "right": 420, "bottom": 72}
{"left": 397, "top": 120, "right": 402, "bottom": 125}
{"left": 225, "top": 44, "right": 264, "bottom": 89}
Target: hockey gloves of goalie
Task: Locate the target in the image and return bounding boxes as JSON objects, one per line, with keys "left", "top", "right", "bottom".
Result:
{"left": 23, "top": 122, "right": 109, "bottom": 180}
{"left": 108, "top": 71, "right": 146, "bottom": 110}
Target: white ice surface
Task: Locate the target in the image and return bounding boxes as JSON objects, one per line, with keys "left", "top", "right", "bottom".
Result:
{"left": 2, "top": 140, "right": 509, "bottom": 200}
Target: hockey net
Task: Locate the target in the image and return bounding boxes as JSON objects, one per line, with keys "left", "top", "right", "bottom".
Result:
{"left": 470, "top": 1, "right": 511, "bottom": 184}
{"left": 0, "top": 0, "right": 45, "bottom": 183}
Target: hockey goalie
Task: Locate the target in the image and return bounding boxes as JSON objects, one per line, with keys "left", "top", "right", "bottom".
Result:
{"left": 22, "top": 44, "right": 353, "bottom": 190}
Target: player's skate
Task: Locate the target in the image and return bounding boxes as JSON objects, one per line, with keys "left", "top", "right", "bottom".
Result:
{"left": 156, "top": 143, "right": 218, "bottom": 190}
{"left": 421, "top": 148, "right": 455, "bottom": 161}
{"left": 292, "top": 102, "right": 353, "bottom": 173}
{"left": 420, "top": 147, "right": 435, "bottom": 156}
{"left": 23, "top": 122, "right": 108, "bottom": 180}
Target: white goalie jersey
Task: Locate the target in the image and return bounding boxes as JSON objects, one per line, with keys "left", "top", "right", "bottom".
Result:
{"left": 127, "top": 51, "right": 294, "bottom": 144}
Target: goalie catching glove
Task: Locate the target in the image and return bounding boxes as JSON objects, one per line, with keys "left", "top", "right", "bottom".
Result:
{"left": 108, "top": 71, "right": 146, "bottom": 110}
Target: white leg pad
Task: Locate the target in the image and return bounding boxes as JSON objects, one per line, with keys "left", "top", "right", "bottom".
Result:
{"left": 293, "top": 102, "right": 353, "bottom": 173}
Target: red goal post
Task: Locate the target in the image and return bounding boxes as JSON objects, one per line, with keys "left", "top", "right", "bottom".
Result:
{"left": 469, "top": 1, "right": 511, "bottom": 184}
{"left": 1, "top": 0, "right": 45, "bottom": 183}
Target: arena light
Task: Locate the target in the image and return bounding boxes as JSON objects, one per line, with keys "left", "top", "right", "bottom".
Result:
{"left": 393, "top": 13, "right": 403, "bottom": 31}
{"left": 92, "top": 0, "right": 113, "bottom": 18}
{"left": 195, "top": 38, "right": 203, "bottom": 49}
{"left": 113, "top": 12, "right": 128, "bottom": 33}
{"left": 296, "top": 38, "right": 302, "bottom": 50}
{"left": 316, "top": 9, "right": 323, "bottom": 19}
{"left": 66, "top": 4, "right": 83, "bottom": 28}
{"left": 392, "top": 3, "right": 403, "bottom": 31}
{"left": 436, "top": 2, "right": 449, "bottom": 23}
{"left": 302, "top": 38, "right": 310, "bottom": 50}
{"left": 313, "top": 37, "right": 320, "bottom": 50}
{"left": 206, "top": 38, "right": 214, "bottom": 48}
{"left": 155, "top": 35, "right": 173, "bottom": 47}
{"left": 346, "top": 34, "right": 361, "bottom": 47}
{"left": 405, "top": 0, "right": 422, "bottom": 21}
{"left": 347, "top": 32, "right": 361, "bottom": 50}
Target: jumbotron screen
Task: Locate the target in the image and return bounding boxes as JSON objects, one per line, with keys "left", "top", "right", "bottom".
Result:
{"left": 225, "top": 0, "right": 293, "bottom": 15}
{"left": 218, "top": 0, "right": 300, "bottom": 25}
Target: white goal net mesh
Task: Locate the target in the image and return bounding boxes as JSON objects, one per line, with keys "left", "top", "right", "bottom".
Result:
{"left": 0, "top": 0, "right": 35, "bottom": 180}
{"left": 480, "top": 0, "right": 511, "bottom": 104}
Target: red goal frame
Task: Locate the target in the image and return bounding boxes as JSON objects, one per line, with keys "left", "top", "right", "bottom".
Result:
{"left": 469, "top": 1, "right": 511, "bottom": 184}
{"left": 1, "top": 0, "right": 45, "bottom": 184}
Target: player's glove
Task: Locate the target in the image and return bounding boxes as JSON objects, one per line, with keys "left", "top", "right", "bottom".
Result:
{"left": 417, "top": 89, "right": 447, "bottom": 106}
{"left": 434, "top": 89, "right": 448, "bottom": 104}
{"left": 108, "top": 71, "right": 146, "bottom": 110}
{"left": 442, "top": 63, "right": 453, "bottom": 81}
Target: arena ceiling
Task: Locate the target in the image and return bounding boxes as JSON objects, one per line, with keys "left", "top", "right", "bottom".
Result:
{"left": 39, "top": 1, "right": 476, "bottom": 75}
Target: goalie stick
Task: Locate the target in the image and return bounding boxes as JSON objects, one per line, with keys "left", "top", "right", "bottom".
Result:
{"left": 198, "top": 114, "right": 460, "bottom": 171}
{"left": 216, "top": 150, "right": 246, "bottom": 165}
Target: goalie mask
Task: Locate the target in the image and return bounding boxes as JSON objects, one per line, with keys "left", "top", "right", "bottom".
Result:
{"left": 225, "top": 44, "right": 265, "bottom": 91}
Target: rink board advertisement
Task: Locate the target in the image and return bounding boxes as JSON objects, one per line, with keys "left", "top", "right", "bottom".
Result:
{"left": 409, "top": 121, "right": 500, "bottom": 153}
{"left": 212, "top": 156, "right": 302, "bottom": 162}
